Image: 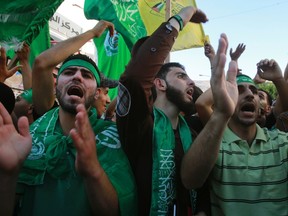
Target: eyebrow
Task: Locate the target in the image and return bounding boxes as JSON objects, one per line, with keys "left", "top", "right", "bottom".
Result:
{"left": 175, "top": 71, "right": 187, "bottom": 76}
{"left": 64, "top": 67, "right": 92, "bottom": 75}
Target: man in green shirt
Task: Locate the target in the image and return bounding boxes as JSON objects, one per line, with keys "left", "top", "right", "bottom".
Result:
{"left": 0, "top": 20, "right": 136, "bottom": 216}
{"left": 181, "top": 35, "right": 288, "bottom": 215}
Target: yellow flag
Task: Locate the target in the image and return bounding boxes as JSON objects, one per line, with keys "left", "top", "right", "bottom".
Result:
{"left": 138, "top": 0, "right": 207, "bottom": 51}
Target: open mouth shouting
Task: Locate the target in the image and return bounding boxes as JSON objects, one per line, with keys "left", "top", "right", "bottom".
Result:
{"left": 240, "top": 102, "right": 256, "bottom": 116}
{"left": 67, "top": 85, "right": 84, "bottom": 98}
{"left": 186, "top": 88, "right": 194, "bottom": 100}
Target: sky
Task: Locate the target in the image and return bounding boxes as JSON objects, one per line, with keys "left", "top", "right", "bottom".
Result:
{"left": 57, "top": 0, "right": 288, "bottom": 82}
{"left": 171, "top": 0, "right": 288, "bottom": 81}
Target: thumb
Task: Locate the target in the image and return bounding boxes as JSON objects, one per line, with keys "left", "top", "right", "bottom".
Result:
{"left": 8, "top": 65, "right": 21, "bottom": 77}
{"left": 18, "top": 116, "right": 31, "bottom": 139}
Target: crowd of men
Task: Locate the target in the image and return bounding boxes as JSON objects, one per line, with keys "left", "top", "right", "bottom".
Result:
{"left": 0, "top": 5, "right": 287, "bottom": 216}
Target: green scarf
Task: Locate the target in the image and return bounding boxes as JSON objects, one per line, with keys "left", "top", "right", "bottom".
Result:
{"left": 150, "top": 108, "right": 196, "bottom": 215}
{"left": 18, "top": 107, "right": 138, "bottom": 215}
{"left": 18, "top": 107, "right": 118, "bottom": 184}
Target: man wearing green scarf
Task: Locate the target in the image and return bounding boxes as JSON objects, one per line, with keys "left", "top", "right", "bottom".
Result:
{"left": 116, "top": 6, "right": 209, "bottom": 216}
{"left": 0, "top": 20, "right": 137, "bottom": 216}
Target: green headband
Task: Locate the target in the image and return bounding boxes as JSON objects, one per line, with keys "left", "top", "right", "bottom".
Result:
{"left": 20, "top": 89, "right": 33, "bottom": 104}
{"left": 58, "top": 59, "right": 100, "bottom": 85}
{"left": 236, "top": 74, "right": 256, "bottom": 86}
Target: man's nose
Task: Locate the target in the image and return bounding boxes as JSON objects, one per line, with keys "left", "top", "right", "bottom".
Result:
{"left": 188, "top": 78, "right": 195, "bottom": 87}
{"left": 106, "top": 95, "right": 111, "bottom": 104}
{"left": 72, "top": 70, "right": 83, "bottom": 81}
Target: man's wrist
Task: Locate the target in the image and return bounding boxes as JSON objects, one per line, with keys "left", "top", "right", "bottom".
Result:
{"left": 168, "top": 15, "right": 184, "bottom": 31}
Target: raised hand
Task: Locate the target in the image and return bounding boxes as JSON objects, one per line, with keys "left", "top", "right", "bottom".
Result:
{"left": 0, "top": 102, "right": 31, "bottom": 175}
{"left": 204, "top": 42, "right": 215, "bottom": 63}
{"left": 210, "top": 34, "right": 238, "bottom": 120}
{"left": 70, "top": 104, "right": 102, "bottom": 178}
{"left": 190, "top": 9, "right": 208, "bottom": 23}
{"left": 92, "top": 20, "right": 115, "bottom": 38}
{"left": 253, "top": 73, "right": 266, "bottom": 84}
{"left": 0, "top": 47, "right": 21, "bottom": 82}
{"left": 229, "top": 43, "right": 246, "bottom": 61}
{"left": 176, "top": 6, "right": 208, "bottom": 27}
{"left": 16, "top": 42, "right": 30, "bottom": 62}
{"left": 256, "top": 59, "right": 283, "bottom": 82}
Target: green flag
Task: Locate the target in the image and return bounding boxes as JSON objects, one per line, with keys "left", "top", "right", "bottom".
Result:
{"left": 84, "top": 0, "right": 146, "bottom": 99}
{"left": 0, "top": 0, "right": 63, "bottom": 54}
{"left": 28, "top": 23, "right": 51, "bottom": 66}
{"left": 94, "top": 30, "right": 131, "bottom": 100}
{"left": 84, "top": 0, "right": 146, "bottom": 51}
{"left": 6, "top": 22, "right": 51, "bottom": 68}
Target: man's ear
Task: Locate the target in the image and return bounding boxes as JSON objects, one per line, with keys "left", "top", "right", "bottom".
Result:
{"left": 266, "top": 105, "right": 272, "bottom": 114}
{"left": 94, "top": 88, "right": 100, "bottom": 100}
{"left": 154, "top": 78, "right": 167, "bottom": 90}
{"left": 27, "top": 105, "right": 34, "bottom": 115}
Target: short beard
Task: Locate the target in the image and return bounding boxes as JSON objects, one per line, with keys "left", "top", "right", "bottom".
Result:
{"left": 231, "top": 112, "right": 257, "bottom": 127}
{"left": 166, "top": 82, "right": 195, "bottom": 115}
{"left": 56, "top": 88, "right": 95, "bottom": 114}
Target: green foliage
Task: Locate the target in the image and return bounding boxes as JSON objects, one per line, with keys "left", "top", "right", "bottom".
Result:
{"left": 257, "top": 82, "right": 278, "bottom": 100}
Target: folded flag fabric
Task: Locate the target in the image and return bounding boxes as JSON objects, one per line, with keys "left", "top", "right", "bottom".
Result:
{"left": 1, "top": 0, "right": 64, "bottom": 64}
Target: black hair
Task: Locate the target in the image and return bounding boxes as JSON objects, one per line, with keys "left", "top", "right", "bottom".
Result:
{"left": 155, "top": 62, "right": 185, "bottom": 80}
{"left": 0, "top": 82, "right": 15, "bottom": 114}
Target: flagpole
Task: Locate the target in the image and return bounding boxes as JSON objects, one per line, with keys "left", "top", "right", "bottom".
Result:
{"left": 165, "top": 0, "right": 171, "bottom": 63}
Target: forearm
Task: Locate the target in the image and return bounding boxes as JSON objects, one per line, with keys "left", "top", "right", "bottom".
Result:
{"left": 0, "top": 174, "right": 18, "bottom": 216}
{"left": 181, "top": 113, "right": 229, "bottom": 189}
{"left": 36, "top": 30, "right": 96, "bottom": 70}
{"left": 84, "top": 168, "right": 119, "bottom": 216}
{"left": 20, "top": 61, "right": 32, "bottom": 90}
{"left": 195, "top": 88, "right": 214, "bottom": 125}
{"left": 273, "top": 78, "right": 288, "bottom": 116}
{"left": 123, "top": 22, "right": 178, "bottom": 85}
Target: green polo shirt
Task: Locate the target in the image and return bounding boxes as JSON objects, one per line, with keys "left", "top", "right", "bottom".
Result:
{"left": 210, "top": 125, "right": 288, "bottom": 216}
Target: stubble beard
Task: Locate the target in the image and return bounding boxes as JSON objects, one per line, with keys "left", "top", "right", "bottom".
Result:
{"left": 56, "top": 87, "right": 95, "bottom": 114}
{"left": 231, "top": 111, "right": 257, "bottom": 127}
{"left": 165, "top": 82, "right": 195, "bottom": 115}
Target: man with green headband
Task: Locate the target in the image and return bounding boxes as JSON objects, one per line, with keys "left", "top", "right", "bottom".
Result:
{"left": 0, "top": 20, "right": 137, "bottom": 216}
{"left": 182, "top": 40, "right": 288, "bottom": 215}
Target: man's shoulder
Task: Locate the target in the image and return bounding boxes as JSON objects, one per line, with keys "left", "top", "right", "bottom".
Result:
{"left": 266, "top": 127, "right": 288, "bottom": 142}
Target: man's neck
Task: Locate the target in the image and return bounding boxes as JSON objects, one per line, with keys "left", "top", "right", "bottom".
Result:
{"left": 154, "top": 97, "right": 180, "bottom": 130}
{"left": 228, "top": 122, "right": 257, "bottom": 146}
{"left": 58, "top": 107, "right": 77, "bottom": 136}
